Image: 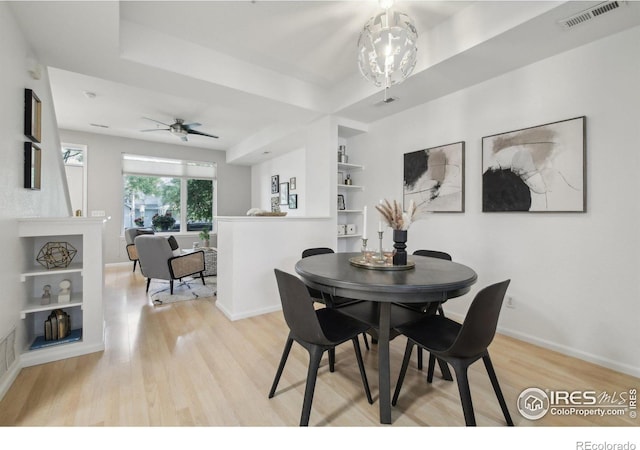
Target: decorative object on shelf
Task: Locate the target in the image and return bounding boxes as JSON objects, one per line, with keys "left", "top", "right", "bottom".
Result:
{"left": 337, "top": 224, "right": 346, "bottom": 236}
{"left": 36, "top": 241, "right": 78, "bottom": 269}
{"left": 337, "top": 194, "right": 346, "bottom": 210}
{"left": 338, "top": 145, "right": 348, "bottom": 163}
{"left": 24, "top": 88, "right": 42, "bottom": 143}
{"left": 482, "top": 116, "right": 586, "bottom": 212}
{"left": 134, "top": 217, "right": 145, "bottom": 227}
{"left": 338, "top": 171, "right": 345, "bottom": 184}
{"left": 23, "top": 141, "right": 42, "bottom": 190}
{"left": 57, "top": 279, "right": 71, "bottom": 303}
{"left": 288, "top": 194, "right": 298, "bottom": 209}
{"left": 404, "top": 141, "right": 465, "bottom": 215}
{"left": 151, "top": 212, "right": 175, "bottom": 231}
{"left": 44, "top": 309, "right": 71, "bottom": 341}
{"left": 41, "top": 284, "right": 51, "bottom": 305}
{"left": 375, "top": 199, "right": 417, "bottom": 265}
{"left": 199, "top": 226, "right": 210, "bottom": 247}
{"left": 345, "top": 174, "right": 353, "bottom": 185}
{"left": 279, "top": 182, "right": 289, "bottom": 205}
{"left": 271, "top": 175, "right": 279, "bottom": 194}
{"left": 255, "top": 211, "right": 287, "bottom": 217}
{"left": 271, "top": 196, "right": 280, "bottom": 212}
{"left": 290, "top": 177, "right": 296, "bottom": 190}
{"left": 346, "top": 224, "right": 356, "bottom": 235}
{"left": 357, "top": 0, "right": 418, "bottom": 102}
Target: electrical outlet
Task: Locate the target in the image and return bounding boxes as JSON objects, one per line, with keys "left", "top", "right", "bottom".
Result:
{"left": 506, "top": 295, "right": 515, "bottom": 309}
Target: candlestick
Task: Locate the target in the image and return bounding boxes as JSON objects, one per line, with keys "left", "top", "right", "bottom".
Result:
{"left": 362, "top": 206, "right": 368, "bottom": 240}
{"left": 378, "top": 231, "right": 384, "bottom": 260}
{"left": 378, "top": 199, "right": 384, "bottom": 233}
{"left": 361, "top": 237, "right": 368, "bottom": 254}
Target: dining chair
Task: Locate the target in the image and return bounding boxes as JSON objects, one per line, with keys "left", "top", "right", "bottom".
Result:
{"left": 269, "top": 269, "right": 373, "bottom": 426}
{"left": 392, "top": 279, "right": 513, "bottom": 426}
{"left": 301, "top": 247, "right": 370, "bottom": 354}
{"left": 406, "top": 249, "right": 452, "bottom": 371}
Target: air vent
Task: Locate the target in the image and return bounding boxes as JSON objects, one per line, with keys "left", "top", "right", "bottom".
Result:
{"left": 558, "top": 1, "right": 625, "bottom": 29}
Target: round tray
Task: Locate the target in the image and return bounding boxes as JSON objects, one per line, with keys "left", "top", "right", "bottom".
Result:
{"left": 349, "top": 256, "right": 415, "bottom": 271}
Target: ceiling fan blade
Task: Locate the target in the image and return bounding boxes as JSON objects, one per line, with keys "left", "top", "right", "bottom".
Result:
{"left": 140, "top": 128, "right": 170, "bottom": 132}
{"left": 143, "top": 117, "right": 170, "bottom": 127}
{"left": 188, "top": 129, "right": 219, "bottom": 139}
{"left": 182, "top": 122, "right": 202, "bottom": 129}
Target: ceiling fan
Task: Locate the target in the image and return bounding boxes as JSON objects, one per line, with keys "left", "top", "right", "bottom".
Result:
{"left": 141, "top": 117, "right": 219, "bottom": 141}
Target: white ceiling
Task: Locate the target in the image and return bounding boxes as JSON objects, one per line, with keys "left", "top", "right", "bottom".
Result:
{"left": 8, "top": 1, "right": 640, "bottom": 165}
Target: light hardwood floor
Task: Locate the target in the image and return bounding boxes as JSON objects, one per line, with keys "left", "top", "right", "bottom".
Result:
{"left": 0, "top": 264, "right": 638, "bottom": 429}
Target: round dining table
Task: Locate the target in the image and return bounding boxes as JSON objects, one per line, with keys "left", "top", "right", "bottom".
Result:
{"left": 295, "top": 252, "right": 478, "bottom": 424}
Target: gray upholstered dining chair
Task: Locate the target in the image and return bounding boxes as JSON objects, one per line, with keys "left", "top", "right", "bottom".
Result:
{"left": 135, "top": 235, "right": 206, "bottom": 294}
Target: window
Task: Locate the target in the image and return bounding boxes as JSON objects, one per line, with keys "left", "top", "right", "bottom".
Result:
{"left": 122, "top": 154, "right": 216, "bottom": 233}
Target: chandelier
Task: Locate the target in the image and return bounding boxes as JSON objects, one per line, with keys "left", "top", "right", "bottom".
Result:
{"left": 357, "top": 0, "right": 418, "bottom": 100}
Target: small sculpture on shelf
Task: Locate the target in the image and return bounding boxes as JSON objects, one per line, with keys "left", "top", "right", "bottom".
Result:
{"left": 57, "top": 279, "right": 71, "bottom": 303}
{"left": 41, "top": 284, "right": 51, "bottom": 305}
{"left": 36, "top": 241, "right": 77, "bottom": 269}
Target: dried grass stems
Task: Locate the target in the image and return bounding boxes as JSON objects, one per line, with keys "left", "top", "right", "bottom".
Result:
{"left": 375, "top": 199, "right": 417, "bottom": 230}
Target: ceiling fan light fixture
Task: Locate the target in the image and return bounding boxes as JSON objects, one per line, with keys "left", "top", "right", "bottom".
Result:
{"left": 357, "top": 1, "right": 418, "bottom": 94}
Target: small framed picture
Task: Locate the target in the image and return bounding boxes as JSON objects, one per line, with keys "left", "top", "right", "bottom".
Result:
{"left": 337, "top": 194, "right": 346, "bottom": 210}
{"left": 289, "top": 194, "right": 298, "bottom": 209}
{"left": 290, "top": 177, "right": 296, "bottom": 190}
{"left": 280, "top": 182, "right": 289, "bottom": 205}
{"left": 271, "top": 175, "right": 279, "bottom": 194}
{"left": 24, "top": 89, "right": 42, "bottom": 143}
{"left": 271, "top": 196, "right": 280, "bottom": 212}
{"left": 24, "top": 141, "right": 42, "bottom": 190}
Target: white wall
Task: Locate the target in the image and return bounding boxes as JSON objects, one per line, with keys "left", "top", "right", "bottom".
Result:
{"left": 58, "top": 130, "right": 252, "bottom": 264}
{"left": 350, "top": 26, "right": 640, "bottom": 376}
{"left": 0, "top": 2, "right": 71, "bottom": 394}
{"left": 251, "top": 147, "right": 306, "bottom": 216}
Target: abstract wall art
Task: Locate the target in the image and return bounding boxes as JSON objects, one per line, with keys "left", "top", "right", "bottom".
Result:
{"left": 403, "top": 141, "right": 465, "bottom": 215}
{"left": 482, "top": 116, "right": 586, "bottom": 212}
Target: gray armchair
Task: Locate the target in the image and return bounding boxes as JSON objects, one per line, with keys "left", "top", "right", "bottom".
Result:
{"left": 124, "top": 227, "right": 154, "bottom": 272}
{"left": 135, "top": 235, "right": 206, "bottom": 294}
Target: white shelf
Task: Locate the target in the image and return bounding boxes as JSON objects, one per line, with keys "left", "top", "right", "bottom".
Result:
{"left": 338, "top": 234, "right": 362, "bottom": 239}
{"left": 338, "top": 162, "right": 364, "bottom": 171}
{"left": 20, "top": 262, "right": 83, "bottom": 281}
{"left": 338, "top": 209, "right": 363, "bottom": 214}
{"left": 21, "top": 296, "right": 83, "bottom": 319}
{"left": 338, "top": 184, "right": 364, "bottom": 190}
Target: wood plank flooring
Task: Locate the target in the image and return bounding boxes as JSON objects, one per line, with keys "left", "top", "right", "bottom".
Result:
{"left": 1, "top": 264, "right": 638, "bottom": 432}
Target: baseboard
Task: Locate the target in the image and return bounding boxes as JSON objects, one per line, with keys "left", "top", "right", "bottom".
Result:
{"left": 216, "top": 302, "right": 282, "bottom": 322}
{"left": 0, "top": 361, "right": 21, "bottom": 402}
{"left": 446, "top": 311, "right": 640, "bottom": 379}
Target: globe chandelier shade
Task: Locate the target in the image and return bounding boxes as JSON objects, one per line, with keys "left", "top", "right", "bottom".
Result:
{"left": 357, "top": 6, "right": 418, "bottom": 90}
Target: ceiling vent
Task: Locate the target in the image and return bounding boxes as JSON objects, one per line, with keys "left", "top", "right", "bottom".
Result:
{"left": 558, "top": 1, "right": 626, "bottom": 29}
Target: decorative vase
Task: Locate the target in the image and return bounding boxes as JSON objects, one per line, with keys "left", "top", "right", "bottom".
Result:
{"left": 392, "top": 229, "right": 408, "bottom": 265}
{"left": 203, "top": 239, "right": 210, "bottom": 248}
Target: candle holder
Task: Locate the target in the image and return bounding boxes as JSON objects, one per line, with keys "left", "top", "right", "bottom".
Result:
{"left": 378, "top": 231, "right": 384, "bottom": 260}
{"left": 361, "top": 237, "right": 368, "bottom": 253}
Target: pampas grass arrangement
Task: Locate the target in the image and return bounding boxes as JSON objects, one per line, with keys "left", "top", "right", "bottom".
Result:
{"left": 375, "top": 199, "right": 417, "bottom": 231}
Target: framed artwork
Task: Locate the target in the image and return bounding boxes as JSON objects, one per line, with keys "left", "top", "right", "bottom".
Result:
{"left": 337, "top": 194, "right": 346, "bottom": 210}
{"left": 279, "top": 182, "right": 289, "bottom": 205}
{"left": 271, "top": 175, "right": 279, "bottom": 194}
{"left": 271, "top": 196, "right": 280, "bottom": 212}
{"left": 482, "top": 116, "right": 586, "bottom": 212}
{"left": 289, "top": 194, "right": 298, "bottom": 209}
{"left": 290, "top": 177, "right": 296, "bottom": 190}
{"left": 404, "top": 141, "right": 465, "bottom": 215}
{"left": 24, "top": 142, "right": 42, "bottom": 190}
{"left": 24, "top": 89, "right": 42, "bottom": 143}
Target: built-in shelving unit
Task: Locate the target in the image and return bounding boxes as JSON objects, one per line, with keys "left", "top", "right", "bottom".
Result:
{"left": 17, "top": 217, "right": 106, "bottom": 367}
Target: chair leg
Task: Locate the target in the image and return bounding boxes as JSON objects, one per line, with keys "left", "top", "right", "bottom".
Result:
{"left": 362, "top": 333, "right": 369, "bottom": 350}
{"left": 133, "top": 260, "right": 137, "bottom": 272}
{"left": 451, "top": 361, "right": 476, "bottom": 426}
{"left": 392, "top": 340, "right": 414, "bottom": 406}
{"left": 269, "top": 336, "right": 294, "bottom": 398}
{"left": 300, "top": 346, "right": 323, "bottom": 427}
{"left": 417, "top": 348, "right": 423, "bottom": 370}
{"left": 483, "top": 353, "right": 514, "bottom": 426}
{"left": 170, "top": 280, "right": 174, "bottom": 295}
{"left": 427, "top": 354, "right": 436, "bottom": 383}
{"left": 328, "top": 348, "right": 335, "bottom": 372}
{"left": 146, "top": 278, "right": 151, "bottom": 292}
{"left": 351, "top": 338, "right": 373, "bottom": 404}
{"left": 200, "top": 272, "right": 205, "bottom": 285}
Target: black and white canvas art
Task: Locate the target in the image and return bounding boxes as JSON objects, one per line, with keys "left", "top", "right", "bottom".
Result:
{"left": 403, "top": 141, "right": 464, "bottom": 214}
{"left": 482, "top": 116, "right": 585, "bottom": 212}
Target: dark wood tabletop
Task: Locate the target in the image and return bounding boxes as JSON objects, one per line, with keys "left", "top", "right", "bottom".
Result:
{"left": 294, "top": 251, "right": 478, "bottom": 425}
